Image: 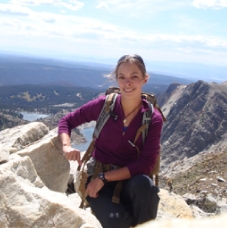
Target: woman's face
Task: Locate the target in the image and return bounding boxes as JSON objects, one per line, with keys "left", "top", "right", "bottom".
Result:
{"left": 116, "top": 62, "right": 147, "bottom": 99}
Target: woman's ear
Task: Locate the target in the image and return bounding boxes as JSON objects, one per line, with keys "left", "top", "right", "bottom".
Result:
{"left": 144, "top": 75, "right": 149, "bottom": 84}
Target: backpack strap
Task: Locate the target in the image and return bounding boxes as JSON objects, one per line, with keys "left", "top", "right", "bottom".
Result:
{"left": 142, "top": 102, "right": 153, "bottom": 145}
{"left": 78, "top": 93, "right": 118, "bottom": 172}
{"left": 133, "top": 100, "right": 153, "bottom": 145}
{"left": 94, "top": 93, "right": 118, "bottom": 138}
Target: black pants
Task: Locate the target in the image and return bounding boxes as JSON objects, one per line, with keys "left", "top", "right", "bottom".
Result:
{"left": 86, "top": 174, "right": 160, "bottom": 228}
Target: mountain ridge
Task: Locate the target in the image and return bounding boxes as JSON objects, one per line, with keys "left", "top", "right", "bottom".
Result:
{"left": 160, "top": 80, "right": 227, "bottom": 167}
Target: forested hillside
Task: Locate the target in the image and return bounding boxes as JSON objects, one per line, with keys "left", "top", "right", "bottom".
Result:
{"left": 0, "top": 85, "right": 103, "bottom": 113}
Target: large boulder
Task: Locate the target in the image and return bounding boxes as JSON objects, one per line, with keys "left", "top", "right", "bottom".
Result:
{"left": 0, "top": 155, "right": 101, "bottom": 228}
{"left": 0, "top": 122, "right": 49, "bottom": 152}
{"left": 17, "top": 127, "right": 70, "bottom": 193}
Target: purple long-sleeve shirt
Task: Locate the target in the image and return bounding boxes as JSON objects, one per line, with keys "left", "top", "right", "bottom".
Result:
{"left": 58, "top": 94, "right": 163, "bottom": 177}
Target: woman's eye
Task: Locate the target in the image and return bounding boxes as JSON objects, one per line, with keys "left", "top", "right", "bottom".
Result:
{"left": 132, "top": 75, "right": 138, "bottom": 79}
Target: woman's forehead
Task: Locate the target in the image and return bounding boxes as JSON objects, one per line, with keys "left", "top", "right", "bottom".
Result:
{"left": 117, "top": 62, "right": 141, "bottom": 72}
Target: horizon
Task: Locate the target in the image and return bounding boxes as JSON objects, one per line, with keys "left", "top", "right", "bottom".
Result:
{"left": 0, "top": 0, "right": 227, "bottom": 82}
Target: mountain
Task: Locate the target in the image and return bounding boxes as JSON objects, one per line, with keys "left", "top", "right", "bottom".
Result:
{"left": 160, "top": 80, "right": 227, "bottom": 168}
{"left": 1, "top": 79, "right": 227, "bottom": 219}
{"left": 0, "top": 54, "right": 193, "bottom": 88}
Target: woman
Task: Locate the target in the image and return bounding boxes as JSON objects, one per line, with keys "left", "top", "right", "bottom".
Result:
{"left": 58, "top": 54, "right": 163, "bottom": 228}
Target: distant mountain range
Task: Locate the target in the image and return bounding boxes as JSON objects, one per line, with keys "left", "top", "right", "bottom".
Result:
{"left": 0, "top": 54, "right": 193, "bottom": 89}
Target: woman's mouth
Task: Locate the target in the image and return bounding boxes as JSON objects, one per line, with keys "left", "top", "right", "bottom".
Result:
{"left": 123, "top": 88, "right": 135, "bottom": 93}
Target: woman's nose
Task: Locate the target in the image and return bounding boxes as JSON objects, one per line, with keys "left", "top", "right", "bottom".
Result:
{"left": 125, "top": 78, "right": 131, "bottom": 85}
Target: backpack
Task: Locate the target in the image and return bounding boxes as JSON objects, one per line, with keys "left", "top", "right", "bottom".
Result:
{"left": 75, "top": 87, "right": 166, "bottom": 208}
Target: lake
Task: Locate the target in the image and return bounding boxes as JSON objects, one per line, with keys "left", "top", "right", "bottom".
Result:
{"left": 20, "top": 112, "right": 50, "bottom": 121}
{"left": 20, "top": 111, "right": 94, "bottom": 152}
{"left": 73, "top": 127, "right": 94, "bottom": 152}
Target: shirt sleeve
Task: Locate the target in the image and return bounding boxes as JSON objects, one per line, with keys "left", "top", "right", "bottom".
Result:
{"left": 127, "top": 108, "right": 164, "bottom": 177}
{"left": 58, "top": 95, "right": 105, "bottom": 136}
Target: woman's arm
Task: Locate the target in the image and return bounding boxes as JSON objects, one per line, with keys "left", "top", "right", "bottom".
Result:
{"left": 58, "top": 96, "right": 106, "bottom": 164}
{"left": 59, "top": 132, "right": 82, "bottom": 165}
{"left": 127, "top": 108, "right": 163, "bottom": 176}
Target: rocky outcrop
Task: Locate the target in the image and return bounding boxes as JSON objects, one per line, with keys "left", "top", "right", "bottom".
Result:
{"left": 157, "top": 189, "right": 193, "bottom": 219}
{"left": 1, "top": 116, "right": 226, "bottom": 227}
{"left": 0, "top": 155, "right": 101, "bottom": 228}
{"left": 161, "top": 80, "right": 227, "bottom": 167}
{"left": 158, "top": 82, "right": 182, "bottom": 107}
{"left": 159, "top": 145, "right": 227, "bottom": 215}
{"left": 0, "top": 122, "right": 197, "bottom": 227}
{"left": 0, "top": 122, "right": 49, "bottom": 152}
{"left": 0, "top": 122, "right": 101, "bottom": 227}
{"left": 17, "top": 128, "right": 70, "bottom": 192}
{"left": 0, "top": 111, "right": 28, "bottom": 131}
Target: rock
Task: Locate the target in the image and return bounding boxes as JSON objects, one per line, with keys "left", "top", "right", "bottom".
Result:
{"left": 136, "top": 213, "right": 227, "bottom": 228}
{"left": 217, "top": 176, "right": 226, "bottom": 182}
{"left": 1, "top": 114, "right": 227, "bottom": 227}
{"left": 200, "top": 178, "right": 207, "bottom": 181}
{"left": 204, "top": 195, "right": 217, "bottom": 207}
{"left": 208, "top": 171, "right": 217, "bottom": 174}
{"left": 17, "top": 128, "right": 70, "bottom": 193}
{"left": 217, "top": 198, "right": 227, "bottom": 214}
{"left": 0, "top": 156, "right": 101, "bottom": 228}
{"left": 157, "top": 189, "right": 193, "bottom": 219}
{"left": 199, "top": 194, "right": 218, "bottom": 213}
{"left": 190, "top": 205, "right": 210, "bottom": 218}
{"left": 161, "top": 80, "right": 227, "bottom": 167}
{"left": 0, "top": 146, "right": 9, "bottom": 164}
{"left": 0, "top": 122, "right": 49, "bottom": 151}
{"left": 183, "top": 193, "right": 198, "bottom": 205}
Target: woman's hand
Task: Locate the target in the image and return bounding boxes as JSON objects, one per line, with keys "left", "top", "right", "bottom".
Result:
{"left": 86, "top": 178, "right": 104, "bottom": 198}
{"left": 62, "top": 145, "right": 82, "bottom": 165}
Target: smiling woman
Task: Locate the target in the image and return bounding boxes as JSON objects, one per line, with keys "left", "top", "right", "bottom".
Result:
{"left": 58, "top": 54, "right": 164, "bottom": 228}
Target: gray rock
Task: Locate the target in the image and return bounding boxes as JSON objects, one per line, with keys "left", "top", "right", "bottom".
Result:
{"left": 17, "top": 128, "right": 70, "bottom": 193}
{"left": 217, "top": 176, "right": 226, "bottom": 182}
{"left": 0, "top": 156, "right": 101, "bottom": 228}
{"left": 204, "top": 195, "right": 217, "bottom": 207}
{"left": 0, "top": 147, "right": 9, "bottom": 164}
{"left": 161, "top": 80, "right": 227, "bottom": 167}
{"left": 0, "top": 122, "right": 49, "bottom": 151}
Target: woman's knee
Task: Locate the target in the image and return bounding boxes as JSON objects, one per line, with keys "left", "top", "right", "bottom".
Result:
{"left": 125, "top": 174, "right": 155, "bottom": 192}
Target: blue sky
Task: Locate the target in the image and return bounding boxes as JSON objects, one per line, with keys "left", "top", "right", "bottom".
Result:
{"left": 0, "top": 0, "right": 227, "bottom": 82}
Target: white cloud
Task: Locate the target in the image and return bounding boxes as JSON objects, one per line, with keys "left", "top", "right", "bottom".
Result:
{"left": 9, "top": 0, "right": 84, "bottom": 11}
{"left": 0, "top": 3, "right": 31, "bottom": 16}
{"left": 60, "top": 1, "right": 84, "bottom": 11}
{"left": 96, "top": 0, "right": 189, "bottom": 14}
{"left": 10, "top": 0, "right": 54, "bottom": 6}
{"left": 96, "top": 2, "right": 109, "bottom": 10}
{"left": 0, "top": 0, "right": 226, "bottom": 68}
{"left": 43, "top": 18, "right": 56, "bottom": 23}
{"left": 192, "top": 0, "right": 227, "bottom": 9}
